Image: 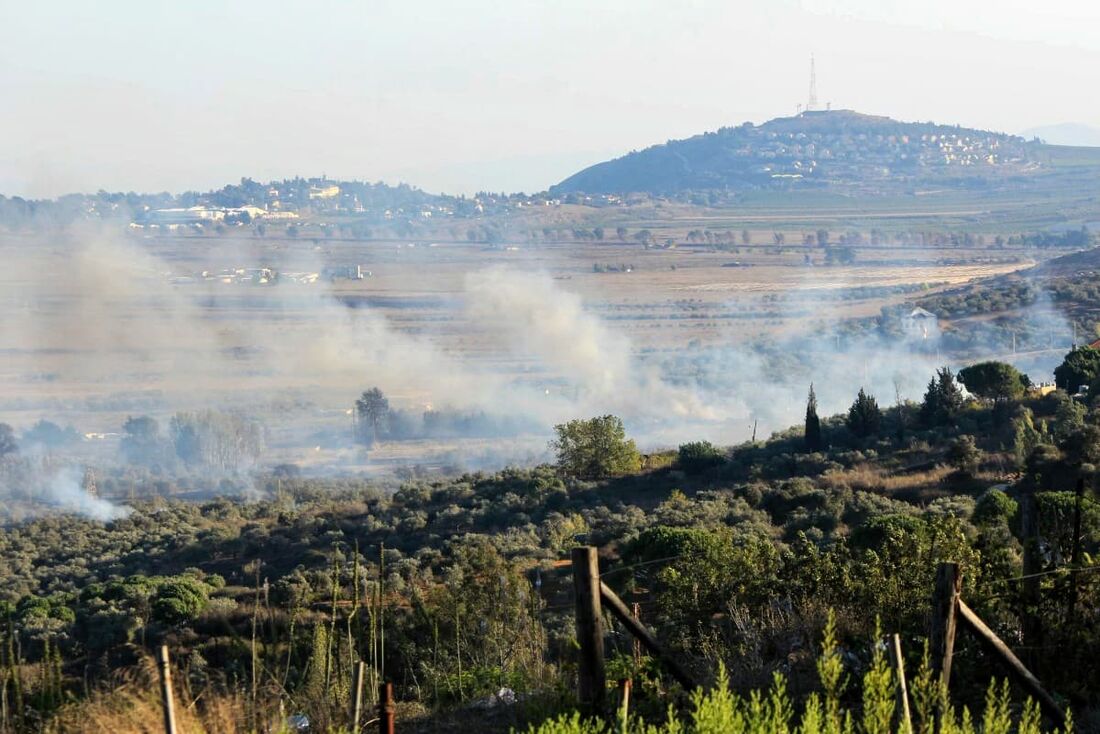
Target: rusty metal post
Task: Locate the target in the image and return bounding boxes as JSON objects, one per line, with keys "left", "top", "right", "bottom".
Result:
{"left": 378, "top": 681, "right": 395, "bottom": 734}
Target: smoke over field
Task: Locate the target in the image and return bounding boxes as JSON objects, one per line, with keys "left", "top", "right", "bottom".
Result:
{"left": 0, "top": 225, "right": 1059, "bottom": 515}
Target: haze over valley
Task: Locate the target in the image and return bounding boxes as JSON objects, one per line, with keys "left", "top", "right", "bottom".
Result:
{"left": 4, "top": 110, "right": 1096, "bottom": 491}
{"left": 4, "top": 4, "right": 1100, "bottom": 732}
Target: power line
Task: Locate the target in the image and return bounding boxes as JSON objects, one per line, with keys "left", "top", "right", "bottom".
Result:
{"left": 599, "top": 554, "right": 689, "bottom": 579}
{"left": 990, "top": 563, "right": 1100, "bottom": 587}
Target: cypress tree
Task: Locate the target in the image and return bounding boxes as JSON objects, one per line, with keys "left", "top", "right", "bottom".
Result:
{"left": 847, "top": 387, "right": 882, "bottom": 438}
{"left": 805, "top": 383, "right": 823, "bottom": 451}
{"left": 920, "top": 366, "right": 965, "bottom": 426}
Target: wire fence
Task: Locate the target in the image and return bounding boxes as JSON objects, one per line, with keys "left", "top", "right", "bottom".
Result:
{"left": 598, "top": 554, "right": 689, "bottom": 579}
{"left": 545, "top": 547, "right": 1100, "bottom": 604}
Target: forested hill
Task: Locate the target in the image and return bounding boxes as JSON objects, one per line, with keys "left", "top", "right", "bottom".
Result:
{"left": 551, "top": 110, "right": 1052, "bottom": 195}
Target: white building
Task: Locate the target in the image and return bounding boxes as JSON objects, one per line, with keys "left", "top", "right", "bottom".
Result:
{"left": 902, "top": 307, "right": 940, "bottom": 342}
{"left": 147, "top": 206, "right": 226, "bottom": 224}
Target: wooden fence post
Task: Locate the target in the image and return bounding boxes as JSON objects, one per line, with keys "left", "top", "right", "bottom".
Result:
{"left": 957, "top": 600, "right": 1065, "bottom": 726}
{"left": 1020, "top": 487, "right": 1042, "bottom": 669}
{"left": 930, "top": 562, "right": 960, "bottom": 690}
{"left": 156, "top": 645, "right": 178, "bottom": 734}
{"left": 599, "top": 581, "right": 698, "bottom": 690}
{"left": 889, "top": 634, "right": 913, "bottom": 734}
{"left": 350, "top": 660, "right": 365, "bottom": 733}
{"left": 572, "top": 546, "right": 606, "bottom": 712}
{"left": 378, "top": 681, "right": 395, "bottom": 734}
{"left": 631, "top": 603, "right": 642, "bottom": 668}
{"left": 1069, "top": 477, "right": 1085, "bottom": 615}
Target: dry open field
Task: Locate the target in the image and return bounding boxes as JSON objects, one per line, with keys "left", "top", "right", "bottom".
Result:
{"left": 0, "top": 227, "right": 1049, "bottom": 471}
{"left": 132, "top": 231, "right": 1037, "bottom": 344}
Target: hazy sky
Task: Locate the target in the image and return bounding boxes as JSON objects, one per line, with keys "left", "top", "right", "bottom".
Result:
{"left": 2, "top": 0, "right": 1099, "bottom": 198}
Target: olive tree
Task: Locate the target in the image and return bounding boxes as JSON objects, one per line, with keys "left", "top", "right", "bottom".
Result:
{"left": 550, "top": 415, "right": 641, "bottom": 479}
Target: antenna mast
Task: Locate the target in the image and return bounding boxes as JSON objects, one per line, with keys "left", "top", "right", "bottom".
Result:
{"left": 807, "top": 54, "right": 818, "bottom": 112}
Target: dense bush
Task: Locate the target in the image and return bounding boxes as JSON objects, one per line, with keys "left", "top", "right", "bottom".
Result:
{"left": 676, "top": 441, "right": 726, "bottom": 472}
{"left": 551, "top": 415, "right": 642, "bottom": 478}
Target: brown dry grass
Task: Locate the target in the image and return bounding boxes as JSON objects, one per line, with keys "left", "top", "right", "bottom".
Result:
{"left": 49, "top": 655, "right": 267, "bottom": 734}
{"left": 819, "top": 462, "right": 953, "bottom": 495}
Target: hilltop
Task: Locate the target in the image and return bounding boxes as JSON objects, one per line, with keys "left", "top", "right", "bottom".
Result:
{"left": 551, "top": 110, "right": 1091, "bottom": 195}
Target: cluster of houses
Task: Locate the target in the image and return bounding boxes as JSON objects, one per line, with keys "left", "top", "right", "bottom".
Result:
{"left": 713, "top": 114, "right": 1031, "bottom": 181}
{"left": 168, "top": 268, "right": 316, "bottom": 286}
{"left": 117, "top": 173, "right": 625, "bottom": 234}
{"left": 134, "top": 205, "right": 299, "bottom": 229}
{"left": 167, "top": 264, "right": 371, "bottom": 287}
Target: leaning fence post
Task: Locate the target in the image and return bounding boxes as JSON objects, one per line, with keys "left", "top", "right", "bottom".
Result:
{"left": 599, "top": 581, "right": 698, "bottom": 690}
{"left": 156, "top": 645, "right": 178, "bottom": 734}
{"left": 930, "top": 562, "right": 961, "bottom": 691}
{"left": 378, "top": 681, "right": 395, "bottom": 734}
{"left": 956, "top": 599, "right": 1066, "bottom": 726}
{"left": 350, "top": 660, "right": 365, "bottom": 732}
{"left": 889, "top": 634, "right": 913, "bottom": 734}
{"left": 572, "top": 546, "right": 606, "bottom": 712}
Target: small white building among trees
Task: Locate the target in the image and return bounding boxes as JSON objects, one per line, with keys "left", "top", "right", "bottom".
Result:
{"left": 902, "top": 307, "right": 940, "bottom": 343}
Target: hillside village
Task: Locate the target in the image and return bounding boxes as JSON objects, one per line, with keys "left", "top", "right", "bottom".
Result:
{"left": 127, "top": 177, "right": 586, "bottom": 230}
{"left": 552, "top": 111, "right": 1042, "bottom": 194}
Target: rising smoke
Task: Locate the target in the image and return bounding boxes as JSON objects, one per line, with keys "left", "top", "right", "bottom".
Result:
{"left": 0, "top": 224, "right": 1075, "bottom": 517}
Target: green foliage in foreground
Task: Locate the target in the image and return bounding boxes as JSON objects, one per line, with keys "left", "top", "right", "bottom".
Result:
{"left": 521, "top": 617, "right": 1071, "bottom": 734}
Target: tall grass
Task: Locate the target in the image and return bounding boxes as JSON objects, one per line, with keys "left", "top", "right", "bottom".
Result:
{"left": 46, "top": 655, "right": 270, "bottom": 734}
{"left": 34, "top": 616, "right": 1072, "bottom": 734}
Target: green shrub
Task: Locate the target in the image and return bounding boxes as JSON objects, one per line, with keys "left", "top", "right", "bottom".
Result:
{"left": 676, "top": 441, "right": 725, "bottom": 472}
{"left": 551, "top": 416, "right": 642, "bottom": 479}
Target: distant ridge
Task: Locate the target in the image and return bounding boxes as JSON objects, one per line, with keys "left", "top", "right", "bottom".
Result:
{"left": 1021, "top": 122, "right": 1100, "bottom": 148}
{"left": 551, "top": 110, "right": 1043, "bottom": 195}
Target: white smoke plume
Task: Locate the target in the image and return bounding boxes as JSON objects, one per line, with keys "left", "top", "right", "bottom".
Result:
{"left": 0, "top": 224, "right": 1073, "bottom": 484}
{"left": 44, "top": 466, "right": 131, "bottom": 521}
{"left": 0, "top": 461, "right": 131, "bottom": 523}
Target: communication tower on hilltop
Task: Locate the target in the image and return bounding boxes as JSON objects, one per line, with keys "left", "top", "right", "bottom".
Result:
{"left": 806, "top": 54, "right": 818, "bottom": 112}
